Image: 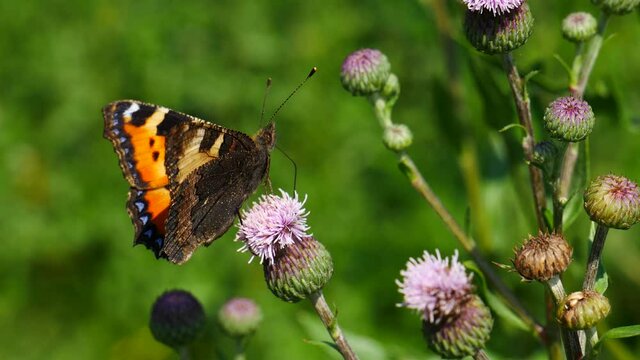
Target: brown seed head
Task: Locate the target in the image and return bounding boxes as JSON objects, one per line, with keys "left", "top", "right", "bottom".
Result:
{"left": 513, "top": 232, "right": 573, "bottom": 282}
{"left": 557, "top": 290, "right": 610, "bottom": 330}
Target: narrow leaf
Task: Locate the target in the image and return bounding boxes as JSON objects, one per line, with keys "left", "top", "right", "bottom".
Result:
{"left": 595, "top": 325, "right": 640, "bottom": 350}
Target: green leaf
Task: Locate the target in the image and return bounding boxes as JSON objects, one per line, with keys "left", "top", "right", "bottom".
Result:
{"left": 553, "top": 54, "right": 573, "bottom": 79}
{"left": 595, "top": 325, "right": 640, "bottom": 350}
{"left": 498, "top": 123, "right": 527, "bottom": 134}
{"left": 464, "top": 261, "right": 529, "bottom": 332}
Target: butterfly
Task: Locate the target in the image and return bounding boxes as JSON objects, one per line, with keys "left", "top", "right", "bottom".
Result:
{"left": 103, "top": 100, "right": 276, "bottom": 264}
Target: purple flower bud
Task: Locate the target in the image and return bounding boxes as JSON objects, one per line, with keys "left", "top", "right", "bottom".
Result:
{"left": 423, "top": 295, "right": 493, "bottom": 358}
{"left": 584, "top": 175, "right": 640, "bottom": 229}
{"left": 340, "top": 49, "right": 391, "bottom": 96}
{"left": 462, "top": 0, "right": 524, "bottom": 15}
{"left": 557, "top": 291, "right": 610, "bottom": 330}
{"left": 464, "top": 2, "right": 534, "bottom": 55}
{"left": 592, "top": 0, "right": 640, "bottom": 15}
{"left": 149, "top": 290, "right": 205, "bottom": 349}
{"left": 562, "top": 12, "right": 598, "bottom": 43}
{"left": 397, "top": 250, "right": 473, "bottom": 324}
{"left": 218, "top": 297, "right": 263, "bottom": 337}
{"left": 544, "top": 96, "right": 595, "bottom": 142}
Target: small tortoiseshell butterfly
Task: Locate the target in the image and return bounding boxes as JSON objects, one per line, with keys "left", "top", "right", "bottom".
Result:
{"left": 103, "top": 100, "right": 275, "bottom": 264}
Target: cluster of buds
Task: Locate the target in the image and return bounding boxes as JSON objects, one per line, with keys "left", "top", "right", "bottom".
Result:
{"left": 397, "top": 250, "right": 493, "bottom": 358}
{"left": 462, "top": 0, "right": 534, "bottom": 55}
{"left": 592, "top": 0, "right": 640, "bottom": 15}
{"left": 341, "top": 48, "right": 412, "bottom": 152}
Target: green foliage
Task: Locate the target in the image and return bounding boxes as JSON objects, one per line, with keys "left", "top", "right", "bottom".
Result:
{"left": 0, "top": 0, "right": 639, "bottom": 359}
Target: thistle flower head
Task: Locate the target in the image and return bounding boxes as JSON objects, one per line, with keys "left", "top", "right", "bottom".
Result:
{"left": 557, "top": 290, "right": 611, "bottom": 330}
{"left": 340, "top": 48, "right": 391, "bottom": 96}
{"left": 237, "top": 190, "right": 311, "bottom": 264}
{"left": 584, "top": 175, "right": 640, "bottom": 229}
{"left": 149, "top": 290, "right": 206, "bottom": 349}
{"left": 218, "top": 297, "right": 263, "bottom": 337}
{"left": 592, "top": 0, "right": 640, "bottom": 15}
{"left": 544, "top": 96, "right": 595, "bottom": 142}
{"left": 462, "top": 0, "right": 524, "bottom": 15}
{"left": 513, "top": 232, "right": 573, "bottom": 282}
{"left": 397, "top": 250, "right": 473, "bottom": 324}
{"left": 562, "top": 12, "right": 598, "bottom": 42}
{"left": 423, "top": 295, "right": 493, "bottom": 358}
{"left": 464, "top": 3, "right": 534, "bottom": 55}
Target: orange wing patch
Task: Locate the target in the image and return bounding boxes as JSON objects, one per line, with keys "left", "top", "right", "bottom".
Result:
{"left": 143, "top": 187, "right": 170, "bottom": 233}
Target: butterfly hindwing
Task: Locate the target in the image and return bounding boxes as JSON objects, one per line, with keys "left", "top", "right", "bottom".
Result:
{"left": 126, "top": 187, "right": 171, "bottom": 257}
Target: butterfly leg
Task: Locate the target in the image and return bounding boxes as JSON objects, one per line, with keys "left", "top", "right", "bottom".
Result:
{"left": 263, "top": 176, "right": 273, "bottom": 194}
{"left": 236, "top": 210, "right": 244, "bottom": 225}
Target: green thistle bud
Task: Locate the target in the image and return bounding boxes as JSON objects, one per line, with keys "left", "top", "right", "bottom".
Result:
{"left": 544, "top": 96, "right": 595, "bottom": 142}
{"left": 149, "top": 290, "right": 206, "bottom": 349}
{"left": 381, "top": 73, "right": 401, "bottom": 106}
{"left": 531, "top": 141, "right": 557, "bottom": 173}
{"left": 383, "top": 124, "right": 413, "bottom": 151}
{"left": 513, "top": 232, "right": 573, "bottom": 282}
{"left": 562, "top": 12, "right": 598, "bottom": 42}
{"left": 264, "top": 236, "right": 334, "bottom": 303}
{"left": 341, "top": 49, "right": 391, "bottom": 96}
{"left": 218, "top": 297, "right": 263, "bottom": 338}
{"left": 584, "top": 174, "right": 640, "bottom": 230}
{"left": 423, "top": 295, "right": 493, "bottom": 359}
{"left": 557, "top": 290, "right": 610, "bottom": 330}
{"left": 464, "top": 3, "right": 534, "bottom": 55}
{"left": 592, "top": 0, "right": 640, "bottom": 15}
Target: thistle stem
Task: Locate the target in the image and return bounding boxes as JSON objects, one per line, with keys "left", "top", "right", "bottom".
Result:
{"left": 234, "top": 337, "right": 247, "bottom": 360}
{"left": 572, "top": 13, "right": 611, "bottom": 99}
{"left": 583, "top": 224, "right": 609, "bottom": 291}
{"left": 502, "top": 53, "right": 548, "bottom": 231}
{"left": 309, "top": 291, "right": 359, "bottom": 360}
{"left": 547, "top": 276, "right": 583, "bottom": 359}
{"left": 552, "top": 142, "right": 570, "bottom": 233}
{"left": 177, "top": 346, "right": 191, "bottom": 360}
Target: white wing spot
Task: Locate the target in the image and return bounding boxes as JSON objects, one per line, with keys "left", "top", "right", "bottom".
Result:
{"left": 123, "top": 103, "right": 140, "bottom": 118}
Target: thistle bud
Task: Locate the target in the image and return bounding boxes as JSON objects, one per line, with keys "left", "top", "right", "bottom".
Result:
{"left": 340, "top": 49, "right": 391, "bottom": 96}
{"left": 464, "top": 3, "right": 534, "bottom": 55}
{"left": 149, "top": 290, "right": 206, "bottom": 349}
{"left": 264, "top": 236, "right": 334, "bottom": 303}
{"left": 557, "top": 290, "right": 611, "bottom": 330}
{"left": 531, "top": 141, "right": 557, "bottom": 173}
{"left": 513, "top": 232, "right": 573, "bottom": 282}
{"left": 544, "top": 96, "right": 595, "bottom": 142}
{"left": 383, "top": 124, "right": 413, "bottom": 151}
{"left": 423, "top": 295, "right": 493, "bottom": 359}
{"left": 592, "top": 0, "right": 640, "bottom": 15}
{"left": 562, "top": 12, "right": 598, "bottom": 42}
{"left": 218, "top": 297, "right": 263, "bottom": 338}
{"left": 584, "top": 175, "right": 640, "bottom": 230}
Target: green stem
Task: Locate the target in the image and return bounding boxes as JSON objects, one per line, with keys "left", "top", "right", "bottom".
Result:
{"left": 177, "top": 346, "right": 191, "bottom": 360}
{"left": 547, "top": 276, "right": 583, "bottom": 359}
{"left": 552, "top": 142, "right": 569, "bottom": 233}
{"left": 502, "top": 53, "right": 548, "bottom": 231}
{"left": 572, "top": 12, "right": 610, "bottom": 98}
{"left": 309, "top": 291, "right": 359, "bottom": 360}
{"left": 583, "top": 224, "right": 610, "bottom": 291}
{"left": 234, "top": 337, "right": 247, "bottom": 360}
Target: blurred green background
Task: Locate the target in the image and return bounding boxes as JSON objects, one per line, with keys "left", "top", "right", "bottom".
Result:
{"left": 1, "top": 0, "right": 639, "bottom": 359}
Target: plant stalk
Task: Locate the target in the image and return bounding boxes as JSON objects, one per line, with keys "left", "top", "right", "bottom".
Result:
{"left": 309, "top": 291, "right": 359, "bottom": 360}
{"left": 583, "top": 224, "right": 609, "bottom": 291}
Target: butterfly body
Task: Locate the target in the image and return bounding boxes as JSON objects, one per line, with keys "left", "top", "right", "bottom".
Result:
{"left": 103, "top": 100, "right": 275, "bottom": 264}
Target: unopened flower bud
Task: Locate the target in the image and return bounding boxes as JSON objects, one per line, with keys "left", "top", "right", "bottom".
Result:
{"left": 218, "top": 297, "right": 262, "bottom": 338}
{"left": 264, "top": 236, "right": 334, "bottom": 303}
{"left": 544, "top": 96, "right": 595, "bottom": 142}
{"left": 584, "top": 175, "right": 640, "bottom": 229}
{"left": 531, "top": 141, "right": 557, "bottom": 173}
{"left": 562, "top": 12, "right": 598, "bottom": 42}
{"left": 557, "top": 290, "right": 610, "bottom": 330}
{"left": 423, "top": 295, "right": 493, "bottom": 359}
{"left": 592, "top": 0, "right": 640, "bottom": 15}
{"left": 464, "top": 3, "right": 534, "bottom": 55}
{"left": 513, "top": 232, "right": 572, "bottom": 282}
{"left": 149, "top": 290, "right": 205, "bottom": 349}
{"left": 381, "top": 73, "right": 401, "bottom": 106}
{"left": 383, "top": 124, "right": 413, "bottom": 151}
{"left": 341, "top": 49, "right": 391, "bottom": 96}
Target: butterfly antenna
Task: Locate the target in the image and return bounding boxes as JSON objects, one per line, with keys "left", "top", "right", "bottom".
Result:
{"left": 275, "top": 144, "right": 298, "bottom": 192}
{"left": 259, "top": 77, "right": 272, "bottom": 127}
{"left": 267, "top": 67, "right": 317, "bottom": 123}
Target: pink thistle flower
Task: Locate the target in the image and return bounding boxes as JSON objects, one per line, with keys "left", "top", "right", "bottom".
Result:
{"left": 397, "top": 250, "right": 473, "bottom": 324}
{"left": 463, "top": 0, "right": 524, "bottom": 15}
{"left": 236, "top": 190, "right": 311, "bottom": 264}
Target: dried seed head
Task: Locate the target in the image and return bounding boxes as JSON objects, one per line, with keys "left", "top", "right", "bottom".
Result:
{"left": 584, "top": 174, "right": 640, "bottom": 230}
{"left": 557, "top": 290, "right": 611, "bottom": 330}
{"left": 513, "top": 232, "right": 573, "bottom": 282}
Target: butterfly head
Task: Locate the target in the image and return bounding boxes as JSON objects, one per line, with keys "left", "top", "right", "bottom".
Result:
{"left": 255, "top": 122, "right": 276, "bottom": 151}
